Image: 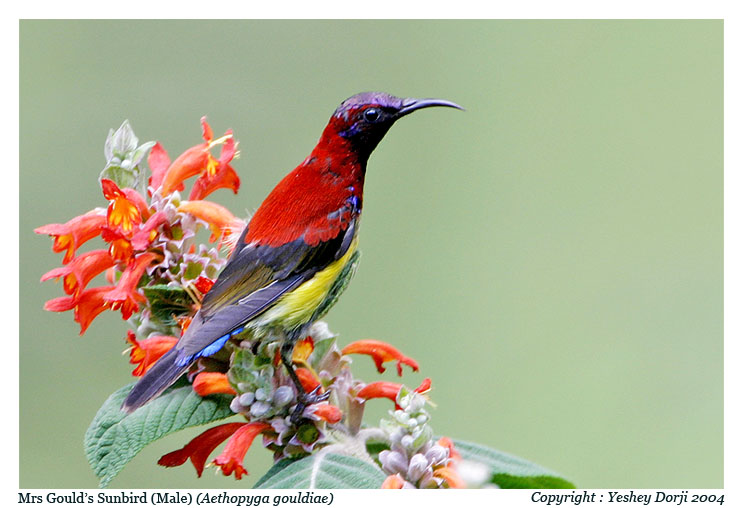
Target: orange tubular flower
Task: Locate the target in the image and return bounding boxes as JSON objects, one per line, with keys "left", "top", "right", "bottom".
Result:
{"left": 341, "top": 339, "right": 419, "bottom": 376}
{"left": 158, "top": 422, "right": 247, "bottom": 477}
{"left": 177, "top": 200, "right": 245, "bottom": 244}
{"left": 189, "top": 136, "right": 240, "bottom": 200}
{"left": 123, "top": 188, "right": 151, "bottom": 221}
{"left": 160, "top": 117, "right": 236, "bottom": 196}
{"left": 126, "top": 331, "right": 178, "bottom": 376}
{"left": 433, "top": 466, "right": 466, "bottom": 489}
{"left": 192, "top": 372, "right": 237, "bottom": 396}
{"left": 100, "top": 227, "right": 134, "bottom": 263}
{"left": 295, "top": 367, "right": 321, "bottom": 393}
{"left": 212, "top": 422, "right": 272, "bottom": 479}
{"left": 357, "top": 381, "right": 401, "bottom": 403}
{"left": 44, "top": 285, "right": 115, "bottom": 334}
{"left": 381, "top": 474, "right": 405, "bottom": 489}
{"left": 41, "top": 249, "right": 115, "bottom": 296}
{"left": 104, "top": 252, "right": 159, "bottom": 319}
{"left": 35, "top": 210, "right": 106, "bottom": 264}
{"left": 101, "top": 179, "right": 143, "bottom": 235}
{"left": 357, "top": 378, "right": 432, "bottom": 408}
{"left": 437, "top": 437, "right": 461, "bottom": 463}
{"left": 311, "top": 404, "right": 342, "bottom": 424}
{"left": 291, "top": 336, "right": 314, "bottom": 364}
{"left": 189, "top": 162, "right": 240, "bottom": 201}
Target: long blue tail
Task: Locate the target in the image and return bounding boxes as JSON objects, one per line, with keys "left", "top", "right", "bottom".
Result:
{"left": 121, "top": 348, "right": 189, "bottom": 413}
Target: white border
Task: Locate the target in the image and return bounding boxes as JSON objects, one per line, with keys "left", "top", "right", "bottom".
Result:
{"left": 7, "top": 2, "right": 738, "bottom": 498}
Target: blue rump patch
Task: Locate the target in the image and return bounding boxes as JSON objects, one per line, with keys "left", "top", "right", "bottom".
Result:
{"left": 176, "top": 325, "right": 248, "bottom": 367}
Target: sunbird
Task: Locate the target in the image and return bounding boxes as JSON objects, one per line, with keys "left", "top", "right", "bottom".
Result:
{"left": 122, "top": 92, "right": 462, "bottom": 416}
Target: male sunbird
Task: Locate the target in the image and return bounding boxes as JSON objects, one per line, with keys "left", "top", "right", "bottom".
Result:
{"left": 122, "top": 92, "right": 462, "bottom": 415}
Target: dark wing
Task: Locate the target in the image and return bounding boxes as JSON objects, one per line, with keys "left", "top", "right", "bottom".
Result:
{"left": 122, "top": 217, "right": 357, "bottom": 413}
{"left": 172, "top": 216, "right": 357, "bottom": 362}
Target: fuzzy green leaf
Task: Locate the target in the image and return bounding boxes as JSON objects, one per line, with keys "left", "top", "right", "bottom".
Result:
{"left": 452, "top": 438, "right": 575, "bottom": 488}
{"left": 84, "top": 380, "right": 234, "bottom": 488}
{"left": 254, "top": 452, "right": 386, "bottom": 489}
{"left": 100, "top": 120, "right": 154, "bottom": 194}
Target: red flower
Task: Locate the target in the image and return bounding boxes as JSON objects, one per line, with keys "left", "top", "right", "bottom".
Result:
{"left": 147, "top": 142, "right": 171, "bottom": 192}
{"left": 41, "top": 249, "right": 114, "bottom": 296}
{"left": 192, "top": 372, "right": 237, "bottom": 396}
{"left": 101, "top": 179, "right": 144, "bottom": 235}
{"left": 104, "top": 252, "right": 159, "bottom": 319}
{"left": 414, "top": 377, "right": 432, "bottom": 394}
{"left": 433, "top": 466, "right": 466, "bottom": 489}
{"left": 158, "top": 422, "right": 247, "bottom": 477}
{"left": 341, "top": 339, "right": 419, "bottom": 376}
{"left": 35, "top": 211, "right": 106, "bottom": 264}
{"left": 125, "top": 331, "right": 178, "bottom": 376}
{"left": 178, "top": 200, "right": 245, "bottom": 244}
{"left": 357, "top": 378, "right": 432, "bottom": 409}
{"left": 189, "top": 135, "right": 239, "bottom": 200}
{"left": 100, "top": 226, "right": 134, "bottom": 263}
{"left": 193, "top": 276, "right": 215, "bottom": 295}
{"left": 310, "top": 404, "right": 342, "bottom": 424}
{"left": 295, "top": 367, "right": 322, "bottom": 393}
{"left": 160, "top": 117, "right": 238, "bottom": 198}
{"left": 130, "top": 211, "right": 168, "bottom": 250}
{"left": 212, "top": 422, "right": 272, "bottom": 479}
{"left": 44, "top": 285, "right": 115, "bottom": 334}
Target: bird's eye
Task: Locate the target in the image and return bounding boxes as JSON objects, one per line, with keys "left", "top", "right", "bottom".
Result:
{"left": 363, "top": 108, "right": 381, "bottom": 123}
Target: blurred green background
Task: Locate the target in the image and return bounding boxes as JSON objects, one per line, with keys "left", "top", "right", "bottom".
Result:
{"left": 19, "top": 20, "right": 722, "bottom": 488}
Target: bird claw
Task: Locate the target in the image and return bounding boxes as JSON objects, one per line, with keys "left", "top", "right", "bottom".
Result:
{"left": 290, "top": 385, "right": 330, "bottom": 424}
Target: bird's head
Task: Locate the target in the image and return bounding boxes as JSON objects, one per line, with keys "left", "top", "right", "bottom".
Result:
{"left": 321, "top": 92, "right": 463, "bottom": 162}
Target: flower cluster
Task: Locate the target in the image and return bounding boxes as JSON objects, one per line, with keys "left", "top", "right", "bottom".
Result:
{"left": 36, "top": 119, "right": 243, "bottom": 337}
{"left": 377, "top": 388, "right": 463, "bottom": 488}
{"left": 37, "top": 119, "right": 470, "bottom": 488}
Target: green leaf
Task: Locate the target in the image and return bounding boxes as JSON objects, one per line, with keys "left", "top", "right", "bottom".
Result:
{"left": 84, "top": 380, "right": 234, "bottom": 488}
{"left": 254, "top": 452, "right": 386, "bottom": 489}
{"left": 452, "top": 438, "right": 576, "bottom": 489}
{"left": 364, "top": 440, "right": 388, "bottom": 463}
{"left": 142, "top": 284, "right": 193, "bottom": 326}
{"left": 105, "top": 120, "right": 139, "bottom": 157}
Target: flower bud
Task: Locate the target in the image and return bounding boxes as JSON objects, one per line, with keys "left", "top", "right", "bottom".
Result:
{"left": 379, "top": 450, "right": 408, "bottom": 475}
{"left": 239, "top": 392, "right": 255, "bottom": 406}
{"left": 400, "top": 435, "right": 414, "bottom": 450}
{"left": 229, "top": 397, "right": 243, "bottom": 414}
{"left": 393, "top": 410, "right": 409, "bottom": 425}
{"left": 425, "top": 444, "right": 448, "bottom": 466}
{"left": 407, "top": 453, "right": 430, "bottom": 483}
{"left": 273, "top": 386, "right": 294, "bottom": 407}
{"left": 250, "top": 401, "right": 271, "bottom": 418}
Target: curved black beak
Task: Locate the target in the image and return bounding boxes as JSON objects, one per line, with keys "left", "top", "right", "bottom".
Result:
{"left": 397, "top": 97, "right": 464, "bottom": 117}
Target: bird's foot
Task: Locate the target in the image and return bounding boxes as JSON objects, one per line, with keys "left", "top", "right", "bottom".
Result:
{"left": 290, "top": 385, "right": 330, "bottom": 425}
